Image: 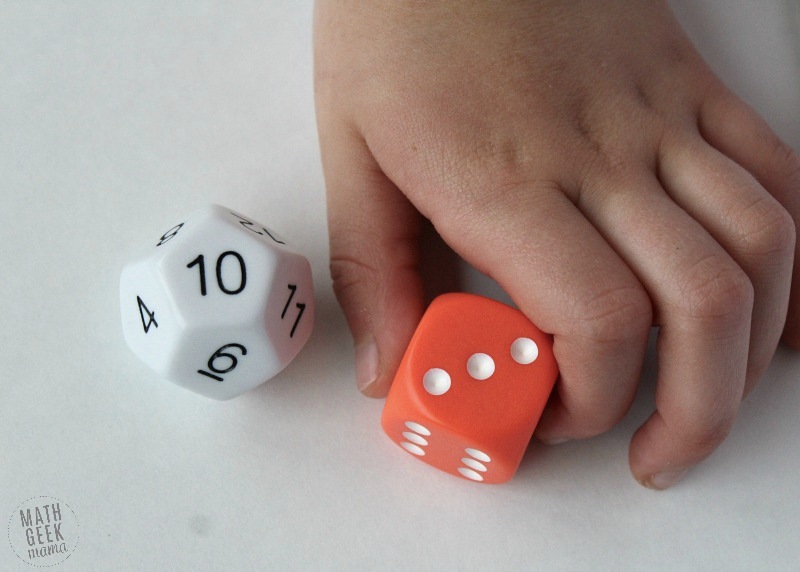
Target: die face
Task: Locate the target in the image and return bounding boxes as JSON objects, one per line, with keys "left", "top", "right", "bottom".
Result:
{"left": 157, "top": 212, "right": 279, "bottom": 329}
{"left": 382, "top": 293, "right": 558, "bottom": 483}
{"left": 120, "top": 260, "right": 181, "bottom": 376}
{"left": 119, "top": 204, "right": 313, "bottom": 400}
{"left": 403, "top": 294, "right": 557, "bottom": 436}
{"left": 166, "top": 322, "right": 279, "bottom": 400}
{"left": 383, "top": 415, "right": 506, "bottom": 483}
{"left": 263, "top": 254, "right": 314, "bottom": 366}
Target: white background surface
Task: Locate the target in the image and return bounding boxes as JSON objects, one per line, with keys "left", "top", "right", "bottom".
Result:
{"left": 1, "top": 1, "right": 799, "bottom": 570}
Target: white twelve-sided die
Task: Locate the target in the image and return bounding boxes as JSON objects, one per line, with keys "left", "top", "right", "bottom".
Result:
{"left": 120, "top": 204, "right": 314, "bottom": 400}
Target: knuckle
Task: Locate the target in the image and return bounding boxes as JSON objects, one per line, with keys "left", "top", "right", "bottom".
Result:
{"left": 675, "top": 415, "right": 736, "bottom": 458}
{"left": 735, "top": 197, "right": 796, "bottom": 260}
{"left": 329, "top": 230, "right": 420, "bottom": 306}
{"left": 677, "top": 258, "right": 753, "bottom": 327}
{"left": 329, "top": 255, "right": 378, "bottom": 303}
{"left": 572, "top": 284, "right": 652, "bottom": 343}
{"left": 769, "top": 134, "right": 800, "bottom": 185}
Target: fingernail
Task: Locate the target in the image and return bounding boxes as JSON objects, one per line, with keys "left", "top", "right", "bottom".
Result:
{"left": 355, "top": 337, "right": 380, "bottom": 393}
{"left": 643, "top": 468, "right": 688, "bottom": 490}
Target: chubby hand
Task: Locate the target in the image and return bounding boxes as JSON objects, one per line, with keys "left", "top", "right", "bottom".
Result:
{"left": 313, "top": 0, "right": 800, "bottom": 489}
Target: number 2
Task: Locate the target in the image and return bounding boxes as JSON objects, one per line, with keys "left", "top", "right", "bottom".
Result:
{"left": 281, "top": 284, "right": 306, "bottom": 338}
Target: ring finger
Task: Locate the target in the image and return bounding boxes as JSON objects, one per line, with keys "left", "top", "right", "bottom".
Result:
{"left": 659, "top": 135, "right": 795, "bottom": 396}
{"left": 580, "top": 166, "right": 754, "bottom": 489}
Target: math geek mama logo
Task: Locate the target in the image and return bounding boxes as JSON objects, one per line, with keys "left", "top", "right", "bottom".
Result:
{"left": 7, "top": 497, "right": 79, "bottom": 567}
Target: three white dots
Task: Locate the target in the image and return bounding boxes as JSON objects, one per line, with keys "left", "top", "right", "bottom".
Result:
{"left": 422, "top": 337, "right": 539, "bottom": 396}
{"left": 400, "top": 421, "right": 431, "bottom": 456}
{"left": 458, "top": 448, "right": 492, "bottom": 482}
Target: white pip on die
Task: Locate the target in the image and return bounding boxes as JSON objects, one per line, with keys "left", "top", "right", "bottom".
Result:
{"left": 120, "top": 204, "right": 314, "bottom": 400}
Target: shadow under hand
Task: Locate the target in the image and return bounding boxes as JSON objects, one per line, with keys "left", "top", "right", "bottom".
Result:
{"left": 418, "top": 217, "right": 463, "bottom": 304}
{"left": 418, "top": 216, "right": 516, "bottom": 305}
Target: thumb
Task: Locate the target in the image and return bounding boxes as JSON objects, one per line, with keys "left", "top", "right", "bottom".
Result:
{"left": 322, "top": 128, "right": 426, "bottom": 396}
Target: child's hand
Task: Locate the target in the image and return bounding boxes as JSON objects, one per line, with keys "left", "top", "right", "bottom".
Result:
{"left": 314, "top": 0, "right": 800, "bottom": 489}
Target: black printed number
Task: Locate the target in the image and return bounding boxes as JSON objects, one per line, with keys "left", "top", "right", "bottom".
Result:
{"left": 187, "top": 251, "right": 247, "bottom": 296}
{"left": 281, "top": 284, "right": 306, "bottom": 338}
{"left": 197, "top": 343, "right": 248, "bottom": 382}
{"left": 230, "top": 212, "right": 286, "bottom": 245}
{"left": 156, "top": 223, "right": 184, "bottom": 247}
{"left": 137, "top": 296, "right": 158, "bottom": 333}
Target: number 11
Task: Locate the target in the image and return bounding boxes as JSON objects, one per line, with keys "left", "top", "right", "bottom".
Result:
{"left": 281, "top": 284, "right": 306, "bottom": 338}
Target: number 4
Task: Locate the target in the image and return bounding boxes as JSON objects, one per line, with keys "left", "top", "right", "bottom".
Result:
{"left": 137, "top": 296, "right": 158, "bottom": 333}
{"left": 281, "top": 284, "right": 306, "bottom": 338}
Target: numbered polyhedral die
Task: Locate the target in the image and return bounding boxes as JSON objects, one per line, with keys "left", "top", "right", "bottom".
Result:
{"left": 120, "top": 205, "right": 314, "bottom": 400}
{"left": 382, "top": 293, "right": 558, "bottom": 483}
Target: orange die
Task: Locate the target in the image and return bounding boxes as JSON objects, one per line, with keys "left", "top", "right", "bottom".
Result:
{"left": 381, "top": 293, "right": 558, "bottom": 484}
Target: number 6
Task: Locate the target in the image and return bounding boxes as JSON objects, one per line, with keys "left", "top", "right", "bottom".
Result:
{"left": 197, "top": 343, "right": 248, "bottom": 382}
